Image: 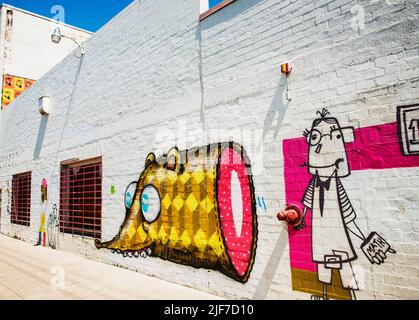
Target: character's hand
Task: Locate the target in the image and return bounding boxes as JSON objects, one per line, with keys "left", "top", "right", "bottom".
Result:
{"left": 293, "top": 218, "right": 307, "bottom": 231}
{"left": 361, "top": 232, "right": 396, "bottom": 265}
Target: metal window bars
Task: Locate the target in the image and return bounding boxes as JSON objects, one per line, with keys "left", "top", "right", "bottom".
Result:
{"left": 11, "top": 172, "right": 31, "bottom": 226}
{"left": 60, "top": 161, "right": 102, "bottom": 239}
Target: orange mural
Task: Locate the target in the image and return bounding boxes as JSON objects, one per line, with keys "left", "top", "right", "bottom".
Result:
{"left": 2, "top": 74, "right": 36, "bottom": 109}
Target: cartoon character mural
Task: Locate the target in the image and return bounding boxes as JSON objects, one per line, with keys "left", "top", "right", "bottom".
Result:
{"left": 2, "top": 74, "right": 36, "bottom": 109}
{"left": 96, "top": 142, "right": 258, "bottom": 283}
{"left": 283, "top": 109, "right": 399, "bottom": 300}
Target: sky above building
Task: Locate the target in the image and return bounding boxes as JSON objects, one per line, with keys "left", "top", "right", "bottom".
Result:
{"left": 2, "top": 0, "right": 134, "bottom": 32}
{"left": 2, "top": 0, "right": 225, "bottom": 33}
{"left": 209, "top": 0, "right": 224, "bottom": 8}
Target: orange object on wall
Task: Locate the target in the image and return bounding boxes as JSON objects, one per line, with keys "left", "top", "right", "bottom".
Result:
{"left": 2, "top": 74, "right": 36, "bottom": 109}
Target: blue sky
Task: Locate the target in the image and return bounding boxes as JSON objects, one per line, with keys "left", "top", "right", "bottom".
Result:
{"left": 209, "top": 0, "right": 224, "bottom": 8}
{"left": 2, "top": 0, "right": 134, "bottom": 32}
{"left": 2, "top": 0, "right": 225, "bottom": 32}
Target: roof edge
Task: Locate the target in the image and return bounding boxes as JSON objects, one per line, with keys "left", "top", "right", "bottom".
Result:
{"left": 0, "top": 3, "right": 94, "bottom": 34}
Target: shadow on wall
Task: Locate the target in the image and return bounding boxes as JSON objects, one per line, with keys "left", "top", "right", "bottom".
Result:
{"left": 263, "top": 75, "right": 288, "bottom": 142}
{"left": 252, "top": 228, "right": 288, "bottom": 299}
{"left": 200, "top": 0, "right": 265, "bottom": 29}
{"left": 33, "top": 116, "right": 48, "bottom": 160}
{"left": 251, "top": 76, "right": 289, "bottom": 298}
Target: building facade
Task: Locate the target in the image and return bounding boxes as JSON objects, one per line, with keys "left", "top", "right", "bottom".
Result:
{"left": 0, "top": 0, "right": 418, "bottom": 300}
{"left": 0, "top": 3, "right": 91, "bottom": 109}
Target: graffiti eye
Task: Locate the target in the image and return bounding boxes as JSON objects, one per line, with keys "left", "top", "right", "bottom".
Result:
{"left": 308, "top": 129, "right": 322, "bottom": 146}
{"left": 125, "top": 182, "right": 137, "bottom": 209}
{"left": 141, "top": 185, "right": 161, "bottom": 223}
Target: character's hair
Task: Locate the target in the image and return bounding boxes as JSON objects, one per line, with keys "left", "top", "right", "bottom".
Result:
{"left": 303, "top": 108, "right": 340, "bottom": 137}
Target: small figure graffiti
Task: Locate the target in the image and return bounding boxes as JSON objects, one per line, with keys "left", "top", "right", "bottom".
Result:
{"left": 47, "top": 204, "right": 59, "bottom": 250}
{"left": 6, "top": 183, "right": 11, "bottom": 215}
{"left": 293, "top": 109, "right": 396, "bottom": 300}
{"left": 35, "top": 212, "right": 46, "bottom": 247}
{"left": 36, "top": 178, "right": 48, "bottom": 247}
{"left": 95, "top": 142, "right": 258, "bottom": 283}
{"left": 41, "top": 178, "right": 48, "bottom": 202}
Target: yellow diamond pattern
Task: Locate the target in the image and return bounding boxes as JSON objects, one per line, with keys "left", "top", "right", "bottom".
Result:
{"left": 173, "top": 195, "right": 184, "bottom": 211}
{"left": 144, "top": 175, "right": 154, "bottom": 185}
{"left": 169, "top": 227, "right": 179, "bottom": 245}
{"left": 208, "top": 233, "right": 224, "bottom": 257}
{"left": 192, "top": 171, "right": 206, "bottom": 185}
{"left": 180, "top": 231, "right": 192, "bottom": 248}
{"left": 162, "top": 194, "right": 172, "bottom": 210}
{"left": 159, "top": 225, "right": 169, "bottom": 245}
{"left": 179, "top": 173, "right": 191, "bottom": 185}
{"left": 200, "top": 197, "right": 214, "bottom": 213}
{"left": 167, "top": 172, "right": 178, "bottom": 185}
{"left": 193, "top": 229, "right": 208, "bottom": 252}
{"left": 126, "top": 224, "right": 137, "bottom": 240}
{"left": 137, "top": 225, "right": 149, "bottom": 242}
{"left": 148, "top": 225, "right": 158, "bottom": 241}
{"left": 155, "top": 169, "right": 165, "bottom": 184}
{"left": 186, "top": 194, "right": 199, "bottom": 212}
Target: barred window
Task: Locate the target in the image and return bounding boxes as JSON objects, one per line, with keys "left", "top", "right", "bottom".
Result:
{"left": 60, "top": 158, "right": 102, "bottom": 238}
{"left": 11, "top": 172, "right": 31, "bottom": 226}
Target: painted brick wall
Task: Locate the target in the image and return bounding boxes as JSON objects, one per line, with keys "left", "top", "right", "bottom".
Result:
{"left": 0, "top": 0, "right": 418, "bottom": 300}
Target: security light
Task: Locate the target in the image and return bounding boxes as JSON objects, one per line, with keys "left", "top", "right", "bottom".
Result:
{"left": 51, "top": 28, "right": 62, "bottom": 44}
{"left": 50, "top": 27, "right": 85, "bottom": 56}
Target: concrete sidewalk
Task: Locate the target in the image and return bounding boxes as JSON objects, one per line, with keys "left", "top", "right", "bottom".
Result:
{"left": 0, "top": 235, "right": 222, "bottom": 300}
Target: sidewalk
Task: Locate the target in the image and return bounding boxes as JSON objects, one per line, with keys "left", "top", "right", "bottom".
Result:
{"left": 0, "top": 235, "right": 222, "bottom": 300}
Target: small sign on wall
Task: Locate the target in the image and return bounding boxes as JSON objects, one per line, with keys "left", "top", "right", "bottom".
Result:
{"left": 398, "top": 105, "right": 419, "bottom": 156}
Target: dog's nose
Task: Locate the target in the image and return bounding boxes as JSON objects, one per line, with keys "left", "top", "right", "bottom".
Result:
{"left": 315, "top": 144, "right": 322, "bottom": 154}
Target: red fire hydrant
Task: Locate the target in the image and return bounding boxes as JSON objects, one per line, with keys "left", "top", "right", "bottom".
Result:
{"left": 277, "top": 205, "right": 302, "bottom": 226}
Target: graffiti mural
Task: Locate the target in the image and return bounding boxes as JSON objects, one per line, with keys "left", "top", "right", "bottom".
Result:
{"left": 47, "top": 204, "right": 59, "bottom": 250}
{"left": 36, "top": 179, "right": 48, "bottom": 246}
{"left": 397, "top": 105, "right": 419, "bottom": 156}
{"left": 281, "top": 109, "right": 419, "bottom": 300}
{"left": 96, "top": 142, "right": 258, "bottom": 283}
{"left": 2, "top": 74, "right": 36, "bottom": 109}
{"left": 257, "top": 196, "right": 267, "bottom": 213}
{"left": 41, "top": 178, "right": 48, "bottom": 202}
{"left": 35, "top": 212, "right": 46, "bottom": 247}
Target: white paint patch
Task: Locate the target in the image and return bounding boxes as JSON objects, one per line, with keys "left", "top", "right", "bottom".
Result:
{"left": 231, "top": 170, "right": 243, "bottom": 238}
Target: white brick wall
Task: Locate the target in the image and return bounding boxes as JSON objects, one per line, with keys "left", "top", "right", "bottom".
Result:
{"left": 0, "top": 0, "right": 418, "bottom": 299}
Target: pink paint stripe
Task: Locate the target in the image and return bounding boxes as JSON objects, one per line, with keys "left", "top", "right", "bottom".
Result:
{"left": 347, "top": 122, "right": 419, "bottom": 170}
{"left": 283, "top": 122, "right": 419, "bottom": 272}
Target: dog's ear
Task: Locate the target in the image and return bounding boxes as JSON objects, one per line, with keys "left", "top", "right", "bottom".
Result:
{"left": 166, "top": 147, "right": 180, "bottom": 172}
{"left": 145, "top": 153, "right": 156, "bottom": 168}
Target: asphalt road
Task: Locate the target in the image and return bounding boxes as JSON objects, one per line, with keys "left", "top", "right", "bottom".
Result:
{"left": 0, "top": 235, "right": 222, "bottom": 300}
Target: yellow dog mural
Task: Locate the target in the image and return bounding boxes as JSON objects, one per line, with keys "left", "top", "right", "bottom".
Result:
{"left": 96, "top": 142, "right": 258, "bottom": 283}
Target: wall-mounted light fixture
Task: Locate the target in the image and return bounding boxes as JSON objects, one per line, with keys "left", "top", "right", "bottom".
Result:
{"left": 281, "top": 63, "right": 292, "bottom": 75}
{"left": 51, "top": 27, "right": 85, "bottom": 56}
{"left": 39, "top": 96, "right": 51, "bottom": 116}
{"left": 281, "top": 63, "right": 292, "bottom": 101}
